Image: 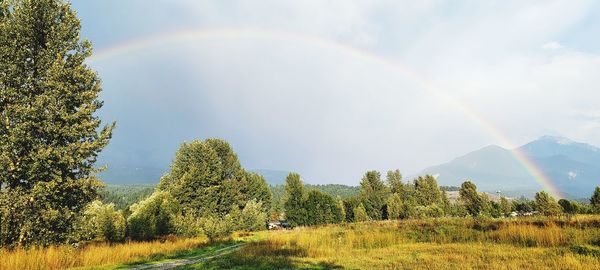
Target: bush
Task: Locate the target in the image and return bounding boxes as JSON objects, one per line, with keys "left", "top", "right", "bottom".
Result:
{"left": 199, "top": 215, "right": 235, "bottom": 242}
{"left": 75, "top": 200, "right": 126, "bottom": 242}
{"left": 238, "top": 199, "right": 268, "bottom": 231}
{"left": 127, "top": 191, "right": 180, "bottom": 241}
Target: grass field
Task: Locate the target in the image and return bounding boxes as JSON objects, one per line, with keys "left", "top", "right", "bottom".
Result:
{"left": 2, "top": 216, "right": 600, "bottom": 269}
{"left": 183, "top": 216, "right": 600, "bottom": 270}
{"left": 0, "top": 237, "right": 209, "bottom": 270}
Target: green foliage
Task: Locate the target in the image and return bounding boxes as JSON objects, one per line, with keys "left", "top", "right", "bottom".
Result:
{"left": 413, "top": 175, "right": 443, "bottom": 206}
{"left": 198, "top": 215, "right": 234, "bottom": 242}
{"left": 237, "top": 199, "right": 268, "bottom": 231}
{"left": 75, "top": 200, "right": 125, "bottom": 243}
{"left": 336, "top": 196, "right": 346, "bottom": 222}
{"left": 534, "top": 191, "right": 561, "bottom": 216}
{"left": 499, "top": 197, "right": 512, "bottom": 217}
{"left": 415, "top": 204, "right": 444, "bottom": 218}
{"left": 304, "top": 190, "right": 342, "bottom": 226}
{"left": 0, "top": 0, "right": 114, "bottom": 247}
{"left": 353, "top": 203, "right": 369, "bottom": 222}
{"left": 127, "top": 191, "right": 180, "bottom": 241}
{"left": 459, "top": 181, "right": 486, "bottom": 217}
{"left": 359, "top": 171, "right": 389, "bottom": 220}
{"left": 158, "top": 139, "right": 271, "bottom": 219}
{"left": 387, "top": 193, "right": 403, "bottom": 220}
{"left": 558, "top": 199, "right": 579, "bottom": 216}
{"left": 283, "top": 173, "right": 306, "bottom": 227}
{"left": 386, "top": 169, "right": 404, "bottom": 194}
{"left": 99, "top": 184, "right": 154, "bottom": 211}
{"left": 591, "top": 187, "right": 600, "bottom": 213}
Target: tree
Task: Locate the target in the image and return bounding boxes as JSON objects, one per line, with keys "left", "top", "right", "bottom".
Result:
{"left": 413, "top": 175, "right": 443, "bottom": 206}
{"left": 127, "top": 191, "right": 180, "bottom": 241}
{"left": 558, "top": 199, "right": 578, "bottom": 217}
{"left": 499, "top": 197, "right": 512, "bottom": 217}
{"left": 158, "top": 138, "right": 271, "bottom": 218}
{"left": 241, "top": 172, "right": 272, "bottom": 212}
{"left": 158, "top": 140, "right": 222, "bottom": 216}
{"left": 359, "top": 171, "right": 389, "bottom": 220}
{"left": 387, "top": 193, "right": 403, "bottom": 220}
{"left": 237, "top": 199, "right": 268, "bottom": 231}
{"left": 386, "top": 169, "right": 404, "bottom": 194}
{"left": 459, "top": 181, "right": 485, "bottom": 217}
{"left": 534, "top": 191, "right": 561, "bottom": 216}
{"left": 283, "top": 173, "right": 306, "bottom": 227}
{"left": 353, "top": 203, "right": 369, "bottom": 222}
{"left": 0, "top": 0, "right": 114, "bottom": 247}
{"left": 304, "top": 190, "right": 342, "bottom": 226}
{"left": 75, "top": 201, "right": 125, "bottom": 243}
{"left": 591, "top": 187, "right": 600, "bottom": 213}
{"left": 336, "top": 196, "right": 346, "bottom": 222}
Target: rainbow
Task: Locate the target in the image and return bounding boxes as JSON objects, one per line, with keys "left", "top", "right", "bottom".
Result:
{"left": 90, "top": 28, "right": 563, "bottom": 198}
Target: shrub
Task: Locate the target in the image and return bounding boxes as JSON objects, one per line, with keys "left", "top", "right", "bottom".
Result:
{"left": 75, "top": 200, "right": 126, "bottom": 242}
{"left": 127, "top": 191, "right": 180, "bottom": 241}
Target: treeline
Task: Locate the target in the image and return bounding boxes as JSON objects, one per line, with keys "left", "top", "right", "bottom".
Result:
{"left": 282, "top": 169, "right": 600, "bottom": 226}
{"left": 99, "top": 185, "right": 155, "bottom": 211}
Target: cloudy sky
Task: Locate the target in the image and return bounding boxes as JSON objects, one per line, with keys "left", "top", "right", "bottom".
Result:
{"left": 72, "top": 0, "right": 600, "bottom": 185}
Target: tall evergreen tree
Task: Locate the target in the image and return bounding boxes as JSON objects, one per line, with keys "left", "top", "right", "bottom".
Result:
{"left": 0, "top": 0, "right": 114, "bottom": 247}
{"left": 359, "top": 170, "right": 389, "bottom": 220}
{"left": 283, "top": 173, "right": 306, "bottom": 227}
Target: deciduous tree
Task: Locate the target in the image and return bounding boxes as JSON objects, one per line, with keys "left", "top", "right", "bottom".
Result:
{"left": 0, "top": 0, "right": 114, "bottom": 247}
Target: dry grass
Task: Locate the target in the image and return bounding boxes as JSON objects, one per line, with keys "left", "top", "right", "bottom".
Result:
{"left": 193, "top": 216, "right": 600, "bottom": 269}
{"left": 0, "top": 237, "right": 208, "bottom": 270}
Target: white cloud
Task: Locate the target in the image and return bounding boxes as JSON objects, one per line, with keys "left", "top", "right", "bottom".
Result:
{"left": 85, "top": 0, "right": 600, "bottom": 184}
{"left": 568, "top": 171, "right": 577, "bottom": 180}
{"left": 542, "top": 41, "right": 564, "bottom": 50}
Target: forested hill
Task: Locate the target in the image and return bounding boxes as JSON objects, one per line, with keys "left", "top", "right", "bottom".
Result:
{"left": 100, "top": 183, "right": 360, "bottom": 213}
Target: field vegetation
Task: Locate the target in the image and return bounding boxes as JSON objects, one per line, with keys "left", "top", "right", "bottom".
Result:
{"left": 186, "top": 216, "right": 600, "bottom": 269}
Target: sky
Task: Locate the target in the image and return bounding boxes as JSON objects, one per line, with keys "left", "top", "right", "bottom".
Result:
{"left": 71, "top": 0, "right": 600, "bottom": 185}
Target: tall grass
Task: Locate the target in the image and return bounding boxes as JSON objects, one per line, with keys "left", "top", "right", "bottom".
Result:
{"left": 0, "top": 237, "right": 208, "bottom": 270}
{"left": 214, "top": 216, "right": 600, "bottom": 269}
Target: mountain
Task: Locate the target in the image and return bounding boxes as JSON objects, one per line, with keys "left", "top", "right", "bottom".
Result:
{"left": 421, "top": 136, "right": 600, "bottom": 199}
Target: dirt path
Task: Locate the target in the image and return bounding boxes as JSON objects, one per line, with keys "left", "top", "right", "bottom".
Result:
{"left": 130, "top": 243, "right": 246, "bottom": 270}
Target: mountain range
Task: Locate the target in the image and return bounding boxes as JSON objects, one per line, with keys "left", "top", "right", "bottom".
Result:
{"left": 421, "top": 136, "right": 600, "bottom": 199}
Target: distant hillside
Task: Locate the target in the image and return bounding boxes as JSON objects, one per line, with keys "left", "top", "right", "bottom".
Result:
{"left": 250, "top": 169, "right": 291, "bottom": 185}
{"left": 421, "top": 136, "right": 600, "bottom": 199}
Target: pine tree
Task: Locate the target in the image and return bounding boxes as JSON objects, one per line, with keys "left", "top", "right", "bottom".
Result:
{"left": 283, "top": 173, "right": 306, "bottom": 227}
{"left": 0, "top": 0, "right": 114, "bottom": 247}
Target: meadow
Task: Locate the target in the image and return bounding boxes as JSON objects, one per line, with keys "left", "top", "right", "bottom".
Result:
{"left": 184, "top": 215, "right": 600, "bottom": 270}
{"left": 0, "top": 237, "right": 209, "bottom": 270}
